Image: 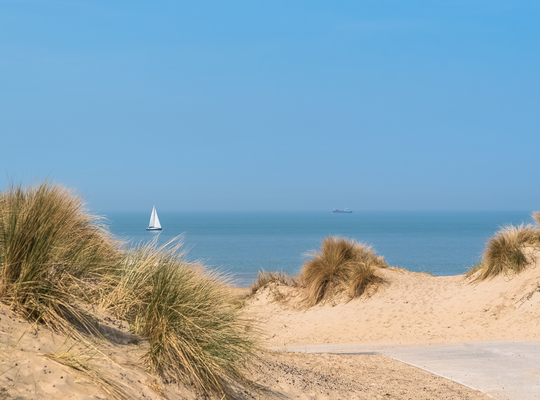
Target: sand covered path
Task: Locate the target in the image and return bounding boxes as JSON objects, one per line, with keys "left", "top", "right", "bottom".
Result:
{"left": 281, "top": 341, "right": 540, "bottom": 400}
{"left": 0, "top": 301, "right": 491, "bottom": 400}
{"left": 244, "top": 250, "right": 540, "bottom": 399}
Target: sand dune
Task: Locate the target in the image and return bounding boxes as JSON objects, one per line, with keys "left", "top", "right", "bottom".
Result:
{"left": 245, "top": 248, "right": 540, "bottom": 348}
{"left": 4, "top": 251, "right": 539, "bottom": 399}
{"left": 0, "top": 302, "right": 489, "bottom": 399}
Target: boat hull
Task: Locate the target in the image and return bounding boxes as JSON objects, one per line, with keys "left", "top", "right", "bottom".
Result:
{"left": 146, "top": 227, "right": 162, "bottom": 231}
{"left": 332, "top": 210, "right": 352, "bottom": 214}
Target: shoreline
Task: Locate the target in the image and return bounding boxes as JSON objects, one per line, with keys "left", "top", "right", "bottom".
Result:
{"left": 107, "top": 210, "right": 534, "bottom": 280}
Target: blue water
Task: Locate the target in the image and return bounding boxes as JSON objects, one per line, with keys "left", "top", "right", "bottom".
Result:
{"left": 104, "top": 211, "right": 533, "bottom": 287}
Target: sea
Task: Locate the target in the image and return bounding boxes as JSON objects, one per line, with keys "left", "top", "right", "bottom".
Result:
{"left": 104, "top": 211, "right": 534, "bottom": 287}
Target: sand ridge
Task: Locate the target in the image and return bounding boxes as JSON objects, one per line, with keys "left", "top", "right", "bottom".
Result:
{"left": 245, "top": 248, "right": 540, "bottom": 348}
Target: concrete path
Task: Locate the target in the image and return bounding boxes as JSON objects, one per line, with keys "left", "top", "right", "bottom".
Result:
{"left": 278, "top": 341, "right": 540, "bottom": 400}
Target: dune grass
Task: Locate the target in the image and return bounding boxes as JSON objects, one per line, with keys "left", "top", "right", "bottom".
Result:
{"left": 250, "top": 270, "right": 300, "bottom": 295}
{"left": 476, "top": 220, "right": 540, "bottom": 280}
{"left": 534, "top": 211, "right": 540, "bottom": 227}
{"left": 46, "top": 343, "right": 130, "bottom": 400}
{"left": 103, "top": 237, "right": 256, "bottom": 398}
{"left": 301, "top": 236, "right": 387, "bottom": 307}
{"left": 0, "top": 181, "right": 118, "bottom": 334}
{"left": 0, "top": 181, "right": 256, "bottom": 398}
{"left": 465, "top": 261, "right": 484, "bottom": 278}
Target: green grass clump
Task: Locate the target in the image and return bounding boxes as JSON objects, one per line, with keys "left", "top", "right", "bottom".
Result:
{"left": 301, "top": 236, "right": 387, "bottom": 307}
{"left": 477, "top": 220, "right": 540, "bottom": 280}
{"left": 0, "top": 181, "right": 118, "bottom": 334}
{"left": 103, "top": 237, "right": 256, "bottom": 398}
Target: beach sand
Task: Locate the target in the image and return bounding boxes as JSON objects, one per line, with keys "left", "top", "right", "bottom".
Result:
{"left": 2, "top": 250, "right": 539, "bottom": 399}
{"left": 244, "top": 248, "right": 540, "bottom": 348}
{"left": 0, "top": 303, "right": 489, "bottom": 399}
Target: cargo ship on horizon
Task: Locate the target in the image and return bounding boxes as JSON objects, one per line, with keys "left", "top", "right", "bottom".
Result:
{"left": 332, "top": 208, "right": 352, "bottom": 214}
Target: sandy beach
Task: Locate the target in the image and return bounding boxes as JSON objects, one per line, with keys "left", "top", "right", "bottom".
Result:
{"left": 4, "top": 0, "right": 539, "bottom": 396}
{"left": 3, "top": 250, "right": 539, "bottom": 399}
{"left": 244, "top": 249, "right": 540, "bottom": 348}
{"left": 0, "top": 300, "right": 490, "bottom": 400}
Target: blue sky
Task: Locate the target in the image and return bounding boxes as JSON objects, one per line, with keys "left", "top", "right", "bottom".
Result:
{"left": 1, "top": 1, "right": 539, "bottom": 212}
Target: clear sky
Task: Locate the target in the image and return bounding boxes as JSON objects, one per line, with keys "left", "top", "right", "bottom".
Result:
{"left": 1, "top": 1, "right": 539, "bottom": 212}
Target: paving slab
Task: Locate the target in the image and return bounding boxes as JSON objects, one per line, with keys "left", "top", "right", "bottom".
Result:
{"left": 278, "top": 341, "right": 540, "bottom": 400}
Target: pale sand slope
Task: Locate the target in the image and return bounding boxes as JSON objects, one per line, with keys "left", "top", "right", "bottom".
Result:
{"left": 244, "top": 248, "right": 540, "bottom": 348}
{"left": 7, "top": 249, "right": 536, "bottom": 400}
{"left": 0, "top": 302, "right": 489, "bottom": 400}
{"left": 0, "top": 304, "right": 194, "bottom": 400}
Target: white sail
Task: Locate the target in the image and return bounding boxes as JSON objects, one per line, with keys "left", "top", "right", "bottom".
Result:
{"left": 149, "top": 206, "right": 156, "bottom": 227}
{"left": 153, "top": 207, "right": 161, "bottom": 229}
{"left": 147, "top": 206, "right": 162, "bottom": 229}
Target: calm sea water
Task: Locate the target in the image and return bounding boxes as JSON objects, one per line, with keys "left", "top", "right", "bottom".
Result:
{"left": 104, "top": 211, "right": 533, "bottom": 287}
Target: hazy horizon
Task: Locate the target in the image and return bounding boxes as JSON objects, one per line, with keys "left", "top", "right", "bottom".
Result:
{"left": 100, "top": 208, "right": 534, "bottom": 214}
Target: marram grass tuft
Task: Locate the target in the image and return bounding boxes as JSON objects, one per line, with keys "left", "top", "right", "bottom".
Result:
{"left": 0, "top": 180, "right": 118, "bottom": 334}
{"left": 0, "top": 181, "right": 256, "bottom": 398}
{"left": 250, "top": 270, "right": 300, "bottom": 295}
{"left": 103, "top": 237, "right": 256, "bottom": 398}
{"left": 476, "top": 221, "right": 540, "bottom": 281}
{"left": 301, "top": 236, "right": 387, "bottom": 307}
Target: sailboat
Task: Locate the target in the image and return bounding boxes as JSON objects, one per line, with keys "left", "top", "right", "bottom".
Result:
{"left": 146, "top": 205, "right": 162, "bottom": 231}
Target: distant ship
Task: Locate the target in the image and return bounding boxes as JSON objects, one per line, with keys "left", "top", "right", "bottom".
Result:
{"left": 332, "top": 208, "right": 352, "bottom": 214}
{"left": 146, "top": 205, "right": 162, "bottom": 230}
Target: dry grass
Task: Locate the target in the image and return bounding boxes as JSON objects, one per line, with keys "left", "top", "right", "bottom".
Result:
{"left": 250, "top": 270, "right": 300, "bottom": 295}
{"left": 472, "top": 212, "right": 540, "bottom": 281}
{"left": 465, "top": 261, "right": 484, "bottom": 278}
{"left": 0, "top": 181, "right": 257, "bottom": 398}
{"left": 103, "top": 237, "right": 256, "bottom": 398}
{"left": 476, "top": 222, "right": 540, "bottom": 280}
{"left": 533, "top": 211, "right": 540, "bottom": 227}
{"left": 301, "top": 236, "right": 387, "bottom": 307}
{"left": 45, "top": 345, "right": 130, "bottom": 400}
{"left": 0, "top": 181, "right": 119, "bottom": 335}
